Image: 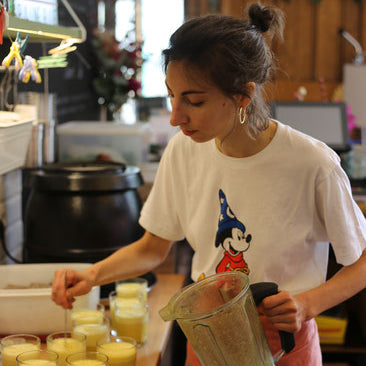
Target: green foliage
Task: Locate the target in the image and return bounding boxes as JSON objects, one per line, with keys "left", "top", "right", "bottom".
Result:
{"left": 91, "top": 30, "right": 144, "bottom": 116}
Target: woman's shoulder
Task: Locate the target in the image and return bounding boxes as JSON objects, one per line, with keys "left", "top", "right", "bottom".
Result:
{"left": 276, "top": 121, "right": 340, "bottom": 163}
{"left": 274, "top": 121, "right": 342, "bottom": 180}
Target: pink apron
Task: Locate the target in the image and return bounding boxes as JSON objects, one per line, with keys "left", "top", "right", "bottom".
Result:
{"left": 185, "top": 317, "right": 322, "bottom": 366}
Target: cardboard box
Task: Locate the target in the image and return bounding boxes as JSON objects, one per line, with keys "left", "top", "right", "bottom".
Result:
{"left": 315, "top": 315, "right": 348, "bottom": 345}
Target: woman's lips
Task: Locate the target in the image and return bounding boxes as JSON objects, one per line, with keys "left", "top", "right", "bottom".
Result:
{"left": 181, "top": 129, "right": 197, "bottom": 136}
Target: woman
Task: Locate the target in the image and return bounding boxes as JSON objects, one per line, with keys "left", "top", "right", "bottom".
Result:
{"left": 52, "top": 3, "right": 366, "bottom": 365}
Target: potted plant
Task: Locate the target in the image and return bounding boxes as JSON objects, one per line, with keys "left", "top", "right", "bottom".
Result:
{"left": 92, "top": 30, "right": 144, "bottom": 121}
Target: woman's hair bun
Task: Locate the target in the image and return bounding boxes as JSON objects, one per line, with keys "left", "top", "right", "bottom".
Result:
{"left": 248, "top": 3, "right": 273, "bottom": 33}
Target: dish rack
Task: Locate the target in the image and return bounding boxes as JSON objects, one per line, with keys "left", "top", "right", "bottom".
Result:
{"left": 0, "top": 104, "right": 35, "bottom": 175}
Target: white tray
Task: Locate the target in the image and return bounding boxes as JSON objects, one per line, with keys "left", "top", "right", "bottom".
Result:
{"left": 0, "top": 107, "right": 35, "bottom": 175}
{"left": 0, "top": 263, "right": 100, "bottom": 335}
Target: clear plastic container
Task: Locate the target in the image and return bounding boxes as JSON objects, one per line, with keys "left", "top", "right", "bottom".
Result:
{"left": 57, "top": 121, "right": 151, "bottom": 166}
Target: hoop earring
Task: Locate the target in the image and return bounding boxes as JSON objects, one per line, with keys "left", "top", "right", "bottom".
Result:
{"left": 239, "top": 107, "right": 247, "bottom": 125}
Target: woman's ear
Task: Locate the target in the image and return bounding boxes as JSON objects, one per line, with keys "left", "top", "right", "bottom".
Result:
{"left": 246, "top": 82, "right": 256, "bottom": 98}
{"left": 235, "top": 82, "right": 256, "bottom": 108}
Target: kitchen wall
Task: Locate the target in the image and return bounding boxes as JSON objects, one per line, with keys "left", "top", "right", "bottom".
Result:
{"left": 2, "top": 0, "right": 364, "bottom": 263}
{"left": 187, "top": 0, "right": 366, "bottom": 102}
{"left": 15, "top": 0, "right": 100, "bottom": 123}
{"left": 0, "top": 0, "right": 99, "bottom": 264}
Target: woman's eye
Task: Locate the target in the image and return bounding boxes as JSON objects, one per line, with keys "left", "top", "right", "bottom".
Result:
{"left": 187, "top": 100, "right": 204, "bottom": 107}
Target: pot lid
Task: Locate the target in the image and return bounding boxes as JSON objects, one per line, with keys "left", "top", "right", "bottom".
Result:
{"left": 33, "top": 162, "right": 144, "bottom": 191}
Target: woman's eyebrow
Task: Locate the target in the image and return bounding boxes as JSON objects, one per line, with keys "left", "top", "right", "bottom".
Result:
{"left": 165, "top": 81, "right": 207, "bottom": 96}
{"left": 182, "top": 90, "right": 207, "bottom": 96}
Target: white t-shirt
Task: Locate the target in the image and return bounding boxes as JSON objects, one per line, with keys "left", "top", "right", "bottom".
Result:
{"left": 139, "top": 121, "right": 366, "bottom": 294}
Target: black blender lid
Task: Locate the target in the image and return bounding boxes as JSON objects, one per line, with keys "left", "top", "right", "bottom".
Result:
{"left": 34, "top": 161, "right": 144, "bottom": 191}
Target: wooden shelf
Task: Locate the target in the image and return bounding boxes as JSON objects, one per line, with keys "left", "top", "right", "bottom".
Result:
{"left": 321, "top": 343, "right": 366, "bottom": 365}
{"left": 322, "top": 344, "right": 366, "bottom": 355}
{"left": 6, "top": 17, "right": 82, "bottom": 42}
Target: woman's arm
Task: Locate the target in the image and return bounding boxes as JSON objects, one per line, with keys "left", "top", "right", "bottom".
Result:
{"left": 52, "top": 231, "right": 173, "bottom": 309}
{"left": 261, "top": 249, "right": 366, "bottom": 333}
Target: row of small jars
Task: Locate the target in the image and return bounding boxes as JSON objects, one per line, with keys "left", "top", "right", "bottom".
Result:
{"left": 0, "top": 277, "right": 150, "bottom": 366}
{"left": 0, "top": 332, "right": 137, "bottom": 366}
{"left": 68, "top": 276, "right": 149, "bottom": 354}
{"left": 109, "top": 276, "right": 149, "bottom": 345}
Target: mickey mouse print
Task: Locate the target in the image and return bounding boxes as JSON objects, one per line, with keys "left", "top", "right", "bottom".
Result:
{"left": 215, "top": 189, "right": 252, "bottom": 274}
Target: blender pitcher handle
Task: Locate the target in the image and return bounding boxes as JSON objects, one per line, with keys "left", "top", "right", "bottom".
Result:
{"left": 250, "top": 282, "right": 295, "bottom": 354}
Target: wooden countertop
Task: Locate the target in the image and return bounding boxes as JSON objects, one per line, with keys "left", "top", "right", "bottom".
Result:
{"left": 135, "top": 273, "right": 185, "bottom": 366}
{"left": 5, "top": 273, "right": 185, "bottom": 366}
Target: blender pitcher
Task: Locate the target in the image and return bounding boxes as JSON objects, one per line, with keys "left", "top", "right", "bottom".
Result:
{"left": 160, "top": 271, "right": 295, "bottom": 366}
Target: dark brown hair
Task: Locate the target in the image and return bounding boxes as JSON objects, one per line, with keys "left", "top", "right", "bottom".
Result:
{"left": 162, "top": 2, "right": 284, "bottom": 133}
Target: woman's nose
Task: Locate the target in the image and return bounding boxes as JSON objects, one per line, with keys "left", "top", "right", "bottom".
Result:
{"left": 170, "top": 102, "right": 188, "bottom": 127}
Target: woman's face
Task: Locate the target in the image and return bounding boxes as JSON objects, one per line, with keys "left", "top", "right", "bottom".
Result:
{"left": 166, "top": 61, "right": 238, "bottom": 143}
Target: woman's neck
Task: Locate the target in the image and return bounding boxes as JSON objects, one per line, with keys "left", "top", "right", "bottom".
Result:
{"left": 216, "top": 120, "right": 277, "bottom": 158}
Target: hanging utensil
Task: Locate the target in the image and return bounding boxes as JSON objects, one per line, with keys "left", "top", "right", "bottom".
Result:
{"left": 339, "top": 28, "right": 365, "bottom": 65}
{"left": 4, "top": 67, "right": 17, "bottom": 111}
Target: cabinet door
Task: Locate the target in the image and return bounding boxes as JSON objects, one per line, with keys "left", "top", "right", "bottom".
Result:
{"left": 187, "top": 0, "right": 366, "bottom": 102}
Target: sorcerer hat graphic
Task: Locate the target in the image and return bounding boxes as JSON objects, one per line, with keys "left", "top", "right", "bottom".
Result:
{"left": 218, "top": 189, "right": 246, "bottom": 234}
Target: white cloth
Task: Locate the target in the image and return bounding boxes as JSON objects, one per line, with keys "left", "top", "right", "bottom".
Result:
{"left": 139, "top": 121, "right": 366, "bottom": 293}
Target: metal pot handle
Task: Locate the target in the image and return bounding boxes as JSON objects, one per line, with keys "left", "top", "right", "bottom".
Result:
{"left": 250, "top": 282, "right": 295, "bottom": 355}
{"left": 0, "top": 219, "right": 22, "bottom": 263}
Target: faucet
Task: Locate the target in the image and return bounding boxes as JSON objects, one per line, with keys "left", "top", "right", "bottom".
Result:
{"left": 339, "top": 28, "right": 365, "bottom": 65}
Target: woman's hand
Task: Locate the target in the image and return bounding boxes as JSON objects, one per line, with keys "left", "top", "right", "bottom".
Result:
{"left": 260, "top": 290, "right": 307, "bottom": 333}
{"left": 260, "top": 251, "right": 366, "bottom": 334}
{"left": 51, "top": 232, "right": 173, "bottom": 309}
{"left": 52, "top": 268, "right": 94, "bottom": 309}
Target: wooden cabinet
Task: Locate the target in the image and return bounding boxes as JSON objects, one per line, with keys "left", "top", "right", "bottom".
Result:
{"left": 186, "top": 0, "right": 366, "bottom": 102}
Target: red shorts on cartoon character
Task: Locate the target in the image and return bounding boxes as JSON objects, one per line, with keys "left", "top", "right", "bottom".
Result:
{"left": 216, "top": 251, "right": 249, "bottom": 274}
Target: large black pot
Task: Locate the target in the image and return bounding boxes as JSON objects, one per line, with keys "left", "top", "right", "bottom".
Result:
{"left": 23, "top": 162, "right": 144, "bottom": 264}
